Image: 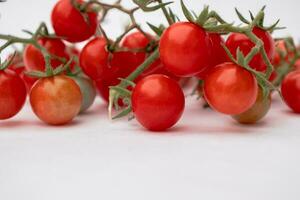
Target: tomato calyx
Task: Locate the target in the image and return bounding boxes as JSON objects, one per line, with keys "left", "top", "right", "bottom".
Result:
{"left": 234, "top": 7, "right": 284, "bottom": 33}
{"left": 26, "top": 57, "right": 74, "bottom": 78}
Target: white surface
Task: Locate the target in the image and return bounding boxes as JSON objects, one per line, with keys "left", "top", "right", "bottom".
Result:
{"left": 1, "top": 97, "right": 300, "bottom": 200}
{"left": 1, "top": 0, "right": 300, "bottom": 200}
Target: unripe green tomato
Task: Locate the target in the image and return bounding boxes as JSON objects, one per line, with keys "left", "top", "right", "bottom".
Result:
{"left": 231, "top": 88, "right": 271, "bottom": 124}
{"left": 70, "top": 75, "right": 96, "bottom": 113}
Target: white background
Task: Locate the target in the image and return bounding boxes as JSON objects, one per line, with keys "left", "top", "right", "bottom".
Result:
{"left": 1, "top": 1, "right": 300, "bottom": 200}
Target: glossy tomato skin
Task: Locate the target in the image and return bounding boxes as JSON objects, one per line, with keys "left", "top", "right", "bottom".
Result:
{"left": 30, "top": 75, "right": 82, "bottom": 125}
{"left": 159, "top": 22, "right": 212, "bottom": 77}
{"left": 226, "top": 27, "right": 275, "bottom": 72}
{"left": 24, "top": 38, "right": 68, "bottom": 71}
{"left": 0, "top": 69, "right": 27, "bottom": 120}
{"left": 232, "top": 88, "right": 271, "bottom": 124}
{"left": 196, "top": 33, "right": 229, "bottom": 79}
{"left": 204, "top": 62, "right": 258, "bottom": 115}
{"left": 70, "top": 75, "right": 96, "bottom": 113}
{"left": 272, "top": 40, "right": 294, "bottom": 67}
{"left": 80, "top": 37, "right": 121, "bottom": 81}
{"left": 51, "top": 0, "right": 98, "bottom": 43}
{"left": 131, "top": 74, "right": 185, "bottom": 131}
{"left": 10, "top": 65, "right": 37, "bottom": 93}
{"left": 121, "top": 31, "right": 151, "bottom": 73}
{"left": 281, "top": 71, "right": 300, "bottom": 113}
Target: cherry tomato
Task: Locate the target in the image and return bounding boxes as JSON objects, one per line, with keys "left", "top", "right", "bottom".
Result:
{"left": 120, "top": 32, "right": 167, "bottom": 78}
{"left": 159, "top": 22, "right": 212, "bottom": 77}
{"left": 204, "top": 62, "right": 258, "bottom": 115}
{"left": 121, "top": 31, "right": 151, "bottom": 73}
{"left": 131, "top": 74, "right": 185, "bottom": 131}
{"left": 196, "top": 33, "right": 229, "bottom": 79}
{"left": 272, "top": 40, "right": 294, "bottom": 67}
{"left": 95, "top": 78, "right": 118, "bottom": 103}
{"left": 24, "top": 38, "right": 69, "bottom": 71}
{"left": 70, "top": 75, "right": 96, "bottom": 113}
{"left": 10, "top": 65, "right": 37, "bottom": 92}
{"left": 51, "top": 0, "right": 98, "bottom": 43}
{"left": 79, "top": 37, "right": 122, "bottom": 81}
{"left": 0, "top": 69, "right": 26, "bottom": 120}
{"left": 196, "top": 33, "right": 230, "bottom": 80}
{"left": 281, "top": 70, "right": 300, "bottom": 113}
{"left": 232, "top": 88, "right": 271, "bottom": 124}
{"left": 30, "top": 75, "right": 82, "bottom": 125}
{"left": 294, "top": 59, "right": 300, "bottom": 71}
{"left": 226, "top": 27, "right": 275, "bottom": 72}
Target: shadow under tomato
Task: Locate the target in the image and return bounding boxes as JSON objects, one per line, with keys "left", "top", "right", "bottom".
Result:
{"left": 0, "top": 120, "right": 32, "bottom": 128}
{"left": 78, "top": 102, "right": 108, "bottom": 118}
{"left": 281, "top": 109, "right": 300, "bottom": 116}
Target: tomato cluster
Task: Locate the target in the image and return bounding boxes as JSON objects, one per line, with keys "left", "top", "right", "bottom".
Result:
{"left": 0, "top": 0, "right": 300, "bottom": 132}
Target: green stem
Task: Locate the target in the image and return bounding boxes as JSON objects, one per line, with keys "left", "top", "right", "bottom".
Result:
{"left": 126, "top": 48, "right": 159, "bottom": 82}
{"left": 0, "top": 33, "right": 53, "bottom": 75}
{"left": 157, "top": 0, "right": 173, "bottom": 25}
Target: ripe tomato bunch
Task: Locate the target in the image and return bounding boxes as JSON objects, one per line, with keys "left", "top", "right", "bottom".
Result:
{"left": 0, "top": 0, "right": 299, "bottom": 132}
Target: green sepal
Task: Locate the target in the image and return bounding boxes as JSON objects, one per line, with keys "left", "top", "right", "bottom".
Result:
{"left": 168, "top": 8, "right": 180, "bottom": 23}
{"left": 236, "top": 48, "right": 246, "bottom": 66}
{"left": 180, "top": 0, "right": 195, "bottom": 22}
{"left": 249, "top": 10, "right": 255, "bottom": 21}
{"left": 22, "top": 29, "right": 34, "bottom": 36}
{"left": 26, "top": 70, "right": 48, "bottom": 78}
{"left": 112, "top": 106, "right": 132, "bottom": 120}
{"left": 235, "top": 8, "right": 250, "bottom": 24}
{"left": 110, "top": 86, "right": 132, "bottom": 98}
{"left": 147, "top": 22, "right": 164, "bottom": 36}
{"left": 132, "top": 0, "right": 173, "bottom": 12}
{"left": 52, "top": 57, "right": 74, "bottom": 76}
{"left": 196, "top": 5, "right": 209, "bottom": 26}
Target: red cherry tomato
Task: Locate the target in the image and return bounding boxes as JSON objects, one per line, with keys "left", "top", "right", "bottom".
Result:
{"left": 23, "top": 38, "right": 68, "bottom": 71}
{"left": 272, "top": 40, "right": 294, "bottom": 67}
{"left": 121, "top": 31, "right": 169, "bottom": 79}
{"left": 226, "top": 27, "right": 275, "bottom": 72}
{"left": 196, "top": 33, "right": 229, "bottom": 79}
{"left": 0, "top": 69, "right": 27, "bottom": 120}
{"left": 294, "top": 59, "right": 300, "bottom": 71}
{"left": 51, "top": 0, "right": 98, "bottom": 43}
{"left": 9, "top": 65, "right": 37, "bottom": 92}
{"left": 121, "top": 31, "right": 151, "bottom": 72}
{"left": 131, "top": 74, "right": 185, "bottom": 131}
{"left": 30, "top": 75, "right": 82, "bottom": 125}
{"left": 204, "top": 62, "right": 258, "bottom": 115}
{"left": 281, "top": 71, "right": 300, "bottom": 113}
{"left": 159, "top": 22, "right": 212, "bottom": 77}
{"left": 80, "top": 37, "right": 121, "bottom": 81}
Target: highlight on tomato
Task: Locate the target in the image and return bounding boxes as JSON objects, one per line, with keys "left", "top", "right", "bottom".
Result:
{"left": 30, "top": 75, "right": 82, "bottom": 125}
{"left": 131, "top": 74, "right": 185, "bottom": 131}
{"left": 204, "top": 62, "right": 258, "bottom": 115}
{"left": 159, "top": 22, "right": 212, "bottom": 77}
